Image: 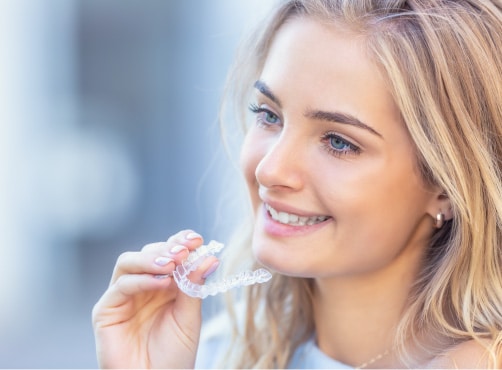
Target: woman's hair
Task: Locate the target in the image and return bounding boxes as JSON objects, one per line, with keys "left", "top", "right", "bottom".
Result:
{"left": 218, "top": 0, "right": 502, "bottom": 367}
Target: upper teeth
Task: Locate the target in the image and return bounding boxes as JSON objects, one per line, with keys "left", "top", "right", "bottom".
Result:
{"left": 265, "top": 204, "right": 330, "bottom": 226}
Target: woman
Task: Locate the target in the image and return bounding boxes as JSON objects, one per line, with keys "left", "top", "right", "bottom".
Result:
{"left": 92, "top": 0, "right": 502, "bottom": 367}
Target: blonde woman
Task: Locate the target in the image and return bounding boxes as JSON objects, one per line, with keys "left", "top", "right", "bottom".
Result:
{"left": 92, "top": 0, "right": 502, "bottom": 368}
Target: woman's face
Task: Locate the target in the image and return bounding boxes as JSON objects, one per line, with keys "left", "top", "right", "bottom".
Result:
{"left": 241, "top": 17, "right": 439, "bottom": 278}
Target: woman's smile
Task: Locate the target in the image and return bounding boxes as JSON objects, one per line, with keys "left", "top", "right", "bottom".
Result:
{"left": 260, "top": 202, "right": 333, "bottom": 238}
{"left": 265, "top": 203, "right": 331, "bottom": 226}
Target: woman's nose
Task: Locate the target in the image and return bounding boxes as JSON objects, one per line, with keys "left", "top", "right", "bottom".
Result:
{"left": 255, "top": 131, "right": 304, "bottom": 191}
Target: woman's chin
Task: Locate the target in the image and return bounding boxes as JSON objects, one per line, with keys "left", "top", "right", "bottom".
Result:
{"left": 252, "top": 242, "right": 315, "bottom": 278}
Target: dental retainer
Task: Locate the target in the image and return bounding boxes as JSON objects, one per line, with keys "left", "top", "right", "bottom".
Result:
{"left": 172, "top": 240, "right": 272, "bottom": 299}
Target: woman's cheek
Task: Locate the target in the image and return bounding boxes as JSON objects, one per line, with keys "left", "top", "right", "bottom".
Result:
{"left": 240, "top": 130, "right": 265, "bottom": 197}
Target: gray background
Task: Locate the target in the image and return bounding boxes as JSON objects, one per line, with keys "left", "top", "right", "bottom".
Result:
{"left": 0, "top": 0, "right": 272, "bottom": 367}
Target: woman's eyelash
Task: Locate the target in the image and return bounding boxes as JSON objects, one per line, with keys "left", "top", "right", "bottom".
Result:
{"left": 248, "top": 103, "right": 281, "bottom": 126}
{"left": 320, "top": 132, "right": 361, "bottom": 157}
{"left": 248, "top": 103, "right": 262, "bottom": 113}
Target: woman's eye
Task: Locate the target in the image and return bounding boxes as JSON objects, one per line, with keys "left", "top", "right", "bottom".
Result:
{"left": 322, "top": 132, "right": 361, "bottom": 157}
{"left": 330, "top": 136, "right": 351, "bottom": 150}
{"left": 263, "top": 111, "right": 279, "bottom": 124}
{"left": 248, "top": 103, "right": 281, "bottom": 127}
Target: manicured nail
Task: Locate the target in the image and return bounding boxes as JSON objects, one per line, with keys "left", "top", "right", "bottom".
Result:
{"left": 154, "top": 274, "right": 171, "bottom": 279}
{"left": 202, "top": 261, "right": 220, "bottom": 279}
{"left": 170, "top": 245, "right": 188, "bottom": 254}
{"left": 185, "top": 232, "right": 202, "bottom": 240}
{"left": 154, "top": 256, "right": 173, "bottom": 266}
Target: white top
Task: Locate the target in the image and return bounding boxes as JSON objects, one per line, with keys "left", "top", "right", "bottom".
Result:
{"left": 195, "top": 312, "right": 352, "bottom": 369}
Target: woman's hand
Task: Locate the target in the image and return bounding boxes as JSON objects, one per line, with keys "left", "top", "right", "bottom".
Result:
{"left": 92, "top": 230, "right": 218, "bottom": 369}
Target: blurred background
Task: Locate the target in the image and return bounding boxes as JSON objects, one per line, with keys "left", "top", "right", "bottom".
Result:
{"left": 0, "top": 0, "right": 272, "bottom": 367}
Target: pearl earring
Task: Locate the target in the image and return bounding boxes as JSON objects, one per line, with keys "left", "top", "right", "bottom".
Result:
{"left": 435, "top": 212, "right": 445, "bottom": 229}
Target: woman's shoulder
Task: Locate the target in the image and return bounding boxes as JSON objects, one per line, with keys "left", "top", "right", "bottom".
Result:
{"left": 425, "top": 339, "right": 497, "bottom": 368}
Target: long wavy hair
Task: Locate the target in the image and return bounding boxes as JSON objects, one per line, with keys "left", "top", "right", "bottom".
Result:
{"left": 216, "top": 0, "right": 502, "bottom": 367}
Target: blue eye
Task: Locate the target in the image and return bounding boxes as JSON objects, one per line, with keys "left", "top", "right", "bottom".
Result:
{"left": 263, "top": 111, "right": 279, "bottom": 124}
{"left": 321, "top": 132, "right": 361, "bottom": 157}
{"left": 330, "top": 136, "right": 351, "bottom": 150}
{"left": 248, "top": 103, "right": 281, "bottom": 127}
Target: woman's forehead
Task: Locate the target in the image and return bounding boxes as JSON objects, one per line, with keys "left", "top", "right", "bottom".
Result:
{"left": 259, "top": 17, "right": 403, "bottom": 137}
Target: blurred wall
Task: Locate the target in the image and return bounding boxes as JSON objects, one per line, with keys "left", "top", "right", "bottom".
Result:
{"left": 0, "top": 0, "right": 272, "bottom": 367}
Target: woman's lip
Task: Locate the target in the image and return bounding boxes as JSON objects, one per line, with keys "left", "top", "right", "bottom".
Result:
{"left": 259, "top": 203, "right": 332, "bottom": 237}
{"left": 262, "top": 199, "right": 330, "bottom": 219}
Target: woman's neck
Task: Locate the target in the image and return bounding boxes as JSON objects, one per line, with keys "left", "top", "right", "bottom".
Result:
{"left": 312, "top": 246, "right": 424, "bottom": 367}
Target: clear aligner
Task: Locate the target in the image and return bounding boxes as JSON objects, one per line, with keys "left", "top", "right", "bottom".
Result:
{"left": 172, "top": 240, "right": 272, "bottom": 299}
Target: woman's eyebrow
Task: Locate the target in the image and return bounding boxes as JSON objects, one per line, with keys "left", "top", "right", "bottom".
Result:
{"left": 253, "top": 79, "right": 382, "bottom": 138}
{"left": 305, "top": 109, "right": 383, "bottom": 138}
{"left": 254, "top": 80, "right": 282, "bottom": 107}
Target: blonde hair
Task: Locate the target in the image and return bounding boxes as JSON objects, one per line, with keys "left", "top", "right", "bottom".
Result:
{"left": 218, "top": 0, "right": 502, "bottom": 367}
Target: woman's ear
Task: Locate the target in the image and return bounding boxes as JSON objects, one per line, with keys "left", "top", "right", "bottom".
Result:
{"left": 427, "top": 189, "right": 453, "bottom": 228}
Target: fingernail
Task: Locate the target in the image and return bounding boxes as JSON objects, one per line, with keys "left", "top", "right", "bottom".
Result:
{"left": 185, "top": 232, "right": 201, "bottom": 240}
{"left": 154, "top": 274, "right": 171, "bottom": 279}
{"left": 202, "top": 261, "right": 220, "bottom": 279}
{"left": 154, "top": 256, "right": 173, "bottom": 266}
{"left": 170, "top": 245, "right": 188, "bottom": 254}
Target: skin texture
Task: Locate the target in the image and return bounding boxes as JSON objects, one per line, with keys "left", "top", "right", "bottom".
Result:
{"left": 240, "top": 17, "right": 453, "bottom": 367}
